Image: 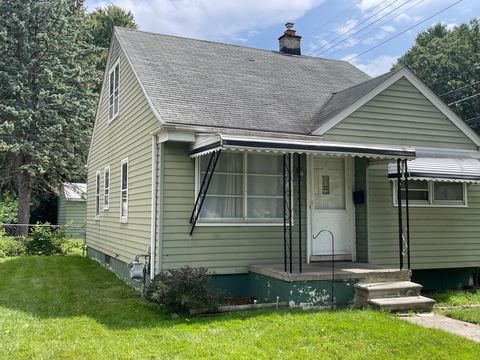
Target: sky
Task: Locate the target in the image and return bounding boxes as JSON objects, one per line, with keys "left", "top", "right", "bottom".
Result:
{"left": 85, "top": 0, "right": 479, "bottom": 76}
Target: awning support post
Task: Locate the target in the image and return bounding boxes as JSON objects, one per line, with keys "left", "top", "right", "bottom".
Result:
{"left": 396, "top": 159, "right": 403, "bottom": 271}
{"left": 297, "top": 153, "right": 302, "bottom": 273}
{"left": 404, "top": 159, "right": 411, "bottom": 270}
{"left": 283, "top": 154, "right": 293, "bottom": 273}
{"left": 189, "top": 150, "right": 221, "bottom": 236}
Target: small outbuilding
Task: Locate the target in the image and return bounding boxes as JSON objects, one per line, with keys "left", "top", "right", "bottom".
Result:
{"left": 57, "top": 183, "right": 87, "bottom": 232}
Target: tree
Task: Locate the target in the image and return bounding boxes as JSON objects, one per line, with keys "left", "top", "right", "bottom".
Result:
{"left": 89, "top": 4, "right": 137, "bottom": 49}
{"left": 0, "top": 0, "right": 99, "bottom": 234}
{"left": 88, "top": 4, "right": 137, "bottom": 73}
{"left": 395, "top": 19, "right": 480, "bottom": 132}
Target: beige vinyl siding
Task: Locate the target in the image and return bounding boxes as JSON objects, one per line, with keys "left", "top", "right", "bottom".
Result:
{"left": 160, "top": 142, "right": 307, "bottom": 274}
{"left": 86, "top": 35, "right": 160, "bottom": 264}
{"left": 367, "top": 164, "right": 480, "bottom": 269}
{"left": 354, "top": 158, "right": 368, "bottom": 263}
{"left": 323, "top": 77, "right": 477, "bottom": 150}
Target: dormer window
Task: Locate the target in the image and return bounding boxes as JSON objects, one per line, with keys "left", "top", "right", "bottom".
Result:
{"left": 108, "top": 61, "right": 120, "bottom": 121}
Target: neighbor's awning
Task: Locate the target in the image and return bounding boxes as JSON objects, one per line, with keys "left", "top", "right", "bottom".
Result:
{"left": 190, "top": 134, "right": 416, "bottom": 160}
{"left": 388, "top": 157, "right": 480, "bottom": 183}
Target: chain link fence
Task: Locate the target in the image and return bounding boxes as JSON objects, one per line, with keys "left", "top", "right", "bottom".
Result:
{"left": 0, "top": 224, "right": 85, "bottom": 240}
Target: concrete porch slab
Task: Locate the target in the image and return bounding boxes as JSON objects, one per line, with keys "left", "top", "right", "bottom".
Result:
{"left": 249, "top": 262, "right": 411, "bottom": 282}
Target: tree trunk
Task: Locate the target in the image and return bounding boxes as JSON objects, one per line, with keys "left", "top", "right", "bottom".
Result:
{"left": 17, "top": 172, "right": 31, "bottom": 237}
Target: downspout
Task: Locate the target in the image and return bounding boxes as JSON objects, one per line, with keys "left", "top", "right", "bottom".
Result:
{"left": 150, "top": 134, "right": 158, "bottom": 280}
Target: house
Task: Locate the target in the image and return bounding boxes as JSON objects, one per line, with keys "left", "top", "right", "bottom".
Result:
{"left": 86, "top": 24, "right": 480, "bottom": 308}
{"left": 57, "top": 182, "right": 87, "bottom": 236}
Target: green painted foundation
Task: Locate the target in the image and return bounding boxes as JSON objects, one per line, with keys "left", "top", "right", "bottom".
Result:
{"left": 88, "top": 247, "right": 479, "bottom": 305}
{"left": 210, "top": 274, "right": 250, "bottom": 297}
{"left": 87, "top": 247, "right": 359, "bottom": 306}
{"left": 248, "top": 273, "right": 357, "bottom": 307}
{"left": 412, "top": 268, "right": 477, "bottom": 291}
{"left": 209, "top": 273, "right": 357, "bottom": 307}
{"left": 87, "top": 247, "right": 145, "bottom": 289}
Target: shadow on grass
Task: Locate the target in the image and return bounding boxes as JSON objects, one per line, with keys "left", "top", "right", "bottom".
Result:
{"left": 0, "top": 255, "right": 300, "bottom": 330}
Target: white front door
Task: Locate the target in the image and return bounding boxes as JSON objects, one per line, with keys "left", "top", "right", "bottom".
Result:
{"left": 310, "top": 156, "right": 355, "bottom": 260}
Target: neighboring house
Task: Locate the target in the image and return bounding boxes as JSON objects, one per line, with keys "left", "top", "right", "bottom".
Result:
{"left": 58, "top": 183, "right": 87, "bottom": 234}
{"left": 86, "top": 24, "right": 480, "bottom": 307}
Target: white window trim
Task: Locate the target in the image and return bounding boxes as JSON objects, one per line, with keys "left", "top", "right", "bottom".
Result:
{"left": 392, "top": 180, "right": 467, "bottom": 208}
{"left": 120, "top": 158, "right": 129, "bottom": 223}
{"left": 108, "top": 60, "right": 120, "bottom": 123}
{"left": 103, "top": 166, "right": 110, "bottom": 210}
{"left": 194, "top": 151, "right": 293, "bottom": 226}
{"left": 95, "top": 170, "right": 101, "bottom": 220}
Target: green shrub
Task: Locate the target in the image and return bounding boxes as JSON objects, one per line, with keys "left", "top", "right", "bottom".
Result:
{"left": 62, "top": 238, "right": 85, "bottom": 256}
{"left": 24, "top": 224, "right": 66, "bottom": 256}
{"left": 146, "top": 266, "right": 221, "bottom": 314}
{"left": 0, "top": 237, "right": 25, "bottom": 257}
{"left": 0, "top": 192, "right": 18, "bottom": 224}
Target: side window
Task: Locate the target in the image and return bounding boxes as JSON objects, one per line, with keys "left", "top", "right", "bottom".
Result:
{"left": 104, "top": 166, "right": 110, "bottom": 209}
{"left": 95, "top": 171, "right": 100, "bottom": 219}
{"left": 108, "top": 61, "right": 120, "bottom": 121}
{"left": 394, "top": 180, "right": 466, "bottom": 206}
{"left": 433, "top": 182, "right": 464, "bottom": 204}
{"left": 120, "top": 158, "right": 128, "bottom": 222}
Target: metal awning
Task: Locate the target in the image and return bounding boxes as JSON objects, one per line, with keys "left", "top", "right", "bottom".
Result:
{"left": 190, "top": 134, "right": 416, "bottom": 159}
{"left": 388, "top": 157, "right": 480, "bottom": 183}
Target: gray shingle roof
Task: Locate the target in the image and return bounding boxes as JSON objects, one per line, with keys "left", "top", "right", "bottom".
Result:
{"left": 311, "top": 69, "right": 401, "bottom": 130}
{"left": 115, "top": 27, "right": 371, "bottom": 135}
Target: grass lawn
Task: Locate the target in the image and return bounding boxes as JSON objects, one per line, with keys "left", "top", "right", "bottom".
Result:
{"left": 431, "top": 289, "right": 480, "bottom": 325}
{"left": 431, "top": 289, "right": 480, "bottom": 307}
{"left": 0, "top": 257, "right": 479, "bottom": 360}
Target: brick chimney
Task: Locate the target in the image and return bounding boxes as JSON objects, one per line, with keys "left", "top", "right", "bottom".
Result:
{"left": 278, "top": 22, "right": 302, "bottom": 55}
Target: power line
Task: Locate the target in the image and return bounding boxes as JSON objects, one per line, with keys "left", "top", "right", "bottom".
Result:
{"left": 440, "top": 81, "right": 480, "bottom": 97}
{"left": 344, "top": 0, "right": 464, "bottom": 62}
{"left": 448, "top": 92, "right": 480, "bottom": 106}
{"left": 308, "top": 0, "right": 403, "bottom": 56}
{"left": 326, "top": 0, "right": 426, "bottom": 58}
{"left": 304, "top": 0, "right": 364, "bottom": 39}
{"left": 315, "top": 0, "right": 417, "bottom": 57}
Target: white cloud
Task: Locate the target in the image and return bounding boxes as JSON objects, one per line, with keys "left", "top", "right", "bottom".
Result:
{"left": 335, "top": 19, "right": 358, "bottom": 36}
{"left": 357, "top": 0, "right": 384, "bottom": 11}
{"left": 87, "top": 0, "right": 324, "bottom": 41}
{"left": 381, "top": 25, "right": 396, "bottom": 33}
{"left": 350, "top": 54, "right": 399, "bottom": 76}
{"left": 445, "top": 22, "right": 457, "bottom": 31}
{"left": 394, "top": 13, "right": 422, "bottom": 23}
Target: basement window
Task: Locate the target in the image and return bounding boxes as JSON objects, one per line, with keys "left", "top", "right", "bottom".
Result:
{"left": 108, "top": 61, "right": 120, "bottom": 121}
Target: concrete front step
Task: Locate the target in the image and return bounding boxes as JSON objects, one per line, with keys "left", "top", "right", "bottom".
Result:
{"left": 367, "top": 296, "right": 436, "bottom": 313}
{"left": 355, "top": 281, "right": 422, "bottom": 305}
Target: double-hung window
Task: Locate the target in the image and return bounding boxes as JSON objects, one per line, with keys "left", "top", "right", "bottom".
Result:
{"left": 104, "top": 166, "right": 110, "bottom": 209}
{"left": 394, "top": 180, "right": 466, "bottom": 206}
{"left": 120, "top": 158, "right": 128, "bottom": 222}
{"left": 95, "top": 171, "right": 100, "bottom": 219}
{"left": 108, "top": 61, "right": 120, "bottom": 121}
{"left": 198, "top": 152, "right": 284, "bottom": 223}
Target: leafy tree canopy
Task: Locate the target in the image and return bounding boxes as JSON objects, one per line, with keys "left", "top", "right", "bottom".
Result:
{"left": 0, "top": 0, "right": 99, "bottom": 228}
{"left": 88, "top": 4, "right": 137, "bottom": 74}
{"left": 89, "top": 4, "right": 137, "bottom": 49}
{"left": 395, "top": 19, "right": 480, "bottom": 132}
